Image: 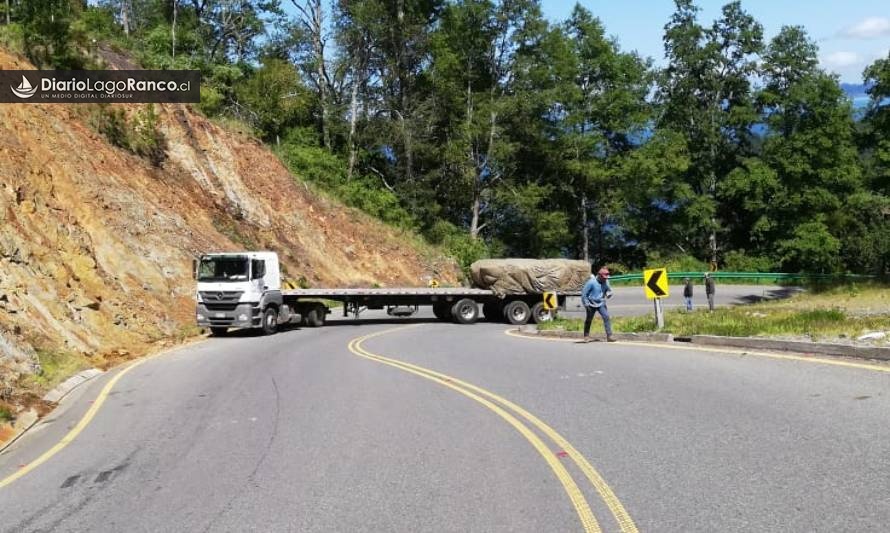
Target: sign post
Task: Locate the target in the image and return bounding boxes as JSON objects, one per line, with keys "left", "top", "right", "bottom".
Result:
{"left": 643, "top": 268, "right": 669, "bottom": 330}
{"left": 542, "top": 291, "right": 557, "bottom": 321}
{"left": 653, "top": 298, "right": 665, "bottom": 329}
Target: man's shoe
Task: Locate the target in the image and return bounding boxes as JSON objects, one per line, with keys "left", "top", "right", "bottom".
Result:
{"left": 606, "top": 336, "right": 617, "bottom": 343}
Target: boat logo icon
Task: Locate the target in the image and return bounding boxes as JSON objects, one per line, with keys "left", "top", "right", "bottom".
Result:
{"left": 11, "top": 75, "right": 37, "bottom": 99}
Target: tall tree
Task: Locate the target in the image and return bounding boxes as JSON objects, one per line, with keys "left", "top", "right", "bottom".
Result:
{"left": 556, "top": 5, "right": 654, "bottom": 262}
{"left": 430, "top": 0, "right": 541, "bottom": 239}
{"left": 722, "top": 26, "right": 863, "bottom": 272}
{"left": 862, "top": 52, "right": 890, "bottom": 195}
{"left": 333, "top": 0, "right": 379, "bottom": 178}
{"left": 658, "top": 0, "right": 762, "bottom": 264}
{"left": 288, "top": 0, "right": 334, "bottom": 149}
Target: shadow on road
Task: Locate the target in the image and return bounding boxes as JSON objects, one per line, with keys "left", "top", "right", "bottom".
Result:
{"left": 734, "top": 286, "right": 804, "bottom": 305}
{"left": 207, "top": 317, "right": 445, "bottom": 338}
{"left": 322, "top": 317, "right": 441, "bottom": 327}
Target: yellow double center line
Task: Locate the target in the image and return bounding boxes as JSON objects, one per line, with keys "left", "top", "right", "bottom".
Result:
{"left": 348, "top": 326, "right": 638, "bottom": 533}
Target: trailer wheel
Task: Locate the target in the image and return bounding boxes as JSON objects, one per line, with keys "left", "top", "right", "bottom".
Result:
{"left": 482, "top": 302, "right": 503, "bottom": 322}
{"left": 306, "top": 304, "right": 326, "bottom": 327}
{"left": 209, "top": 327, "right": 228, "bottom": 337}
{"left": 432, "top": 303, "right": 452, "bottom": 322}
{"left": 451, "top": 299, "right": 479, "bottom": 325}
{"left": 262, "top": 307, "right": 278, "bottom": 335}
{"left": 503, "top": 300, "right": 531, "bottom": 325}
{"left": 531, "top": 302, "right": 552, "bottom": 324}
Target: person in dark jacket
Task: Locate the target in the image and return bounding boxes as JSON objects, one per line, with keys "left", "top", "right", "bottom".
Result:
{"left": 582, "top": 266, "right": 614, "bottom": 342}
{"left": 683, "top": 277, "right": 693, "bottom": 311}
{"left": 704, "top": 273, "right": 716, "bottom": 311}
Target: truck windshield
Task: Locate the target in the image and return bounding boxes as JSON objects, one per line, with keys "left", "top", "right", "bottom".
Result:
{"left": 198, "top": 256, "right": 249, "bottom": 282}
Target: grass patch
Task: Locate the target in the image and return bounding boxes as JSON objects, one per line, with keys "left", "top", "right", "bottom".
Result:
{"left": 0, "top": 401, "right": 14, "bottom": 423}
{"left": 543, "top": 283, "right": 890, "bottom": 341}
{"left": 23, "top": 349, "right": 92, "bottom": 391}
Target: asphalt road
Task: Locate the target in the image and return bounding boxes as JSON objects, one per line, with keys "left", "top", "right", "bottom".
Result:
{"left": 2, "top": 308, "right": 889, "bottom": 532}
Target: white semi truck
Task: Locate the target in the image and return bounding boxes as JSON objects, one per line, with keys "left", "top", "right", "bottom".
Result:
{"left": 194, "top": 251, "right": 571, "bottom": 335}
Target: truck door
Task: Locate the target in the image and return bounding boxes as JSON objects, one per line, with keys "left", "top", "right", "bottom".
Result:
{"left": 251, "top": 259, "right": 267, "bottom": 292}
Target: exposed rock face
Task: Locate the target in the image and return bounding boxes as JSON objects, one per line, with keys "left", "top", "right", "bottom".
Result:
{"left": 0, "top": 49, "right": 457, "bottom": 402}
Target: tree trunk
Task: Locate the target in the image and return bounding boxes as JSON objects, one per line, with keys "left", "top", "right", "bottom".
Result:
{"left": 307, "top": 1, "right": 329, "bottom": 149}
{"left": 171, "top": 0, "right": 177, "bottom": 60}
{"left": 470, "top": 195, "right": 481, "bottom": 239}
{"left": 581, "top": 195, "right": 589, "bottom": 262}
{"left": 597, "top": 213, "right": 606, "bottom": 265}
{"left": 6, "top": 0, "right": 10, "bottom": 25}
{"left": 708, "top": 162, "right": 718, "bottom": 264}
{"left": 121, "top": 0, "right": 130, "bottom": 36}
{"left": 347, "top": 76, "right": 359, "bottom": 180}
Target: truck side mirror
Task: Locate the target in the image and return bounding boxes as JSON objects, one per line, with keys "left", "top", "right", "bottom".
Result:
{"left": 192, "top": 258, "right": 198, "bottom": 280}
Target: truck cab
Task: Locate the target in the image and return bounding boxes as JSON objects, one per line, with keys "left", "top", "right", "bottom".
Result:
{"left": 194, "top": 251, "right": 284, "bottom": 335}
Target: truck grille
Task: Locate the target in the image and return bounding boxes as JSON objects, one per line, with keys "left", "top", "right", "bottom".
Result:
{"left": 203, "top": 303, "right": 239, "bottom": 312}
{"left": 200, "top": 291, "right": 243, "bottom": 306}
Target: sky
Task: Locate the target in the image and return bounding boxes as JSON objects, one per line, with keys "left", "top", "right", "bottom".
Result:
{"left": 540, "top": 0, "right": 890, "bottom": 83}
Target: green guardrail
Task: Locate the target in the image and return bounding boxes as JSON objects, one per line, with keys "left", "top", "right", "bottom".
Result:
{"left": 607, "top": 272, "right": 876, "bottom": 284}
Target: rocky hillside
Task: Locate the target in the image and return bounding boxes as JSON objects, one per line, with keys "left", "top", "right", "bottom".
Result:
{"left": 0, "top": 49, "right": 457, "bottom": 413}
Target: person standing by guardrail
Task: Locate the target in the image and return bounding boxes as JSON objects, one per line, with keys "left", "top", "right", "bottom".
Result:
{"left": 582, "top": 266, "right": 615, "bottom": 343}
{"left": 704, "top": 273, "right": 715, "bottom": 311}
{"left": 683, "top": 277, "right": 694, "bottom": 311}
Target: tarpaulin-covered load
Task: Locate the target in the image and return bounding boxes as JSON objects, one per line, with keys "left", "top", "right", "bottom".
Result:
{"left": 470, "top": 258, "right": 591, "bottom": 296}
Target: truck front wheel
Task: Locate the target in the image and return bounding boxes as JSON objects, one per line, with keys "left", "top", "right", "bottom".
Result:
{"left": 262, "top": 307, "right": 278, "bottom": 335}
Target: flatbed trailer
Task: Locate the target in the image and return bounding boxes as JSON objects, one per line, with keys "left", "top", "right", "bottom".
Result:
{"left": 281, "top": 287, "right": 577, "bottom": 326}
{"left": 194, "top": 251, "right": 578, "bottom": 335}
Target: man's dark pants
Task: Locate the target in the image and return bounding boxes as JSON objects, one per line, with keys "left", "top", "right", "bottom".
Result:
{"left": 583, "top": 304, "right": 612, "bottom": 337}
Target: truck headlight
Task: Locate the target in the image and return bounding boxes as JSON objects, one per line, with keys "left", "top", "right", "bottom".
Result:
{"left": 197, "top": 314, "right": 205, "bottom": 321}
{"left": 196, "top": 292, "right": 202, "bottom": 302}
{"left": 238, "top": 314, "right": 248, "bottom": 321}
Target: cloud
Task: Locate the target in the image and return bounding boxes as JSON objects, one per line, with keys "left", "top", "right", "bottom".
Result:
{"left": 840, "top": 17, "right": 890, "bottom": 39}
{"left": 821, "top": 51, "right": 863, "bottom": 70}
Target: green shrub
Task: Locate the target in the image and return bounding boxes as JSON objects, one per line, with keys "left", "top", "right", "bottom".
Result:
{"left": 199, "top": 86, "right": 226, "bottom": 117}
{"left": 0, "top": 23, "right": 25, "bottom": 54}
{"left": 276, "top": 129, "right": 417, "bottom": 230}
{"left": 130, "top": 104, "right": 166, "bottom": 166}
{"left": 30, "top": 349, "right": 90, "bottom": 389}
{"left": 0, "top": 401, "right": 13, "bottom": 423}
{"left": 90, "top": 105, "right": 166, "bottom": 166}
{"left": 90, "top": 106, "right": 130, "bottom": 149}
{"left": 603, "top": 262, "right": 631, "bottom": 275}
{"left": 426, "top": 220, "right": 489, "bottom": 277}
{"left": 779, "top": 221, "right": 842, "bottom": 273}
{"left": 722, "top": 250, "right": 776, "bottom": 272}
{"left": 645, "top": 253, "right": 709, "bottom": 273}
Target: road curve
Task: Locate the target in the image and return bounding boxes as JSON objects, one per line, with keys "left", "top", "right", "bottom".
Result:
{"left": 2, "top": 314, "right": 889, "bottom": 532}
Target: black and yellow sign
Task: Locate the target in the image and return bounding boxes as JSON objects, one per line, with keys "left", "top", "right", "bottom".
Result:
{"left": 643, "top": 268, "right": 669, "bottom": 300}
{"left": 428, "top": 279, "right": 440, "bottom": 288}
{"left": 543, "top": 291, "right": 557, "bottom": 310}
